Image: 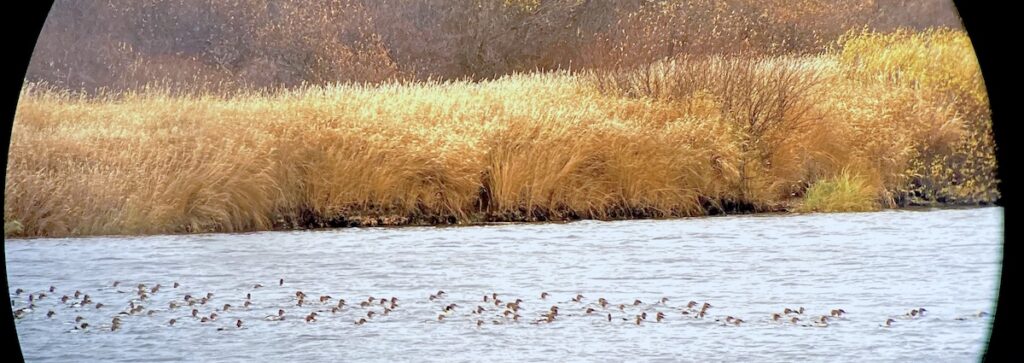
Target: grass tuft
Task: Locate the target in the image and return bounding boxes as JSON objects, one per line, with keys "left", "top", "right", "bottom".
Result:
{"left": 797, "top": 170, "right": 879, "bottom": 213}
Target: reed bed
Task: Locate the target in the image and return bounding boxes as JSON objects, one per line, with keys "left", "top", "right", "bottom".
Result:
{"left": 5, "top": 29, "right": 998, "bottom": 237}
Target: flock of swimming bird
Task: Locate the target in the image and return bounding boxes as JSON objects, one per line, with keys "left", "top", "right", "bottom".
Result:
{"left": 10, "top": 278, "right": 991, "bottom": 332}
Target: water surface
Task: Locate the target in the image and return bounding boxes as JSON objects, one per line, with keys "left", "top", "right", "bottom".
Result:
{"left": 6, "top": 207, "right": 1002, "bottom": 362}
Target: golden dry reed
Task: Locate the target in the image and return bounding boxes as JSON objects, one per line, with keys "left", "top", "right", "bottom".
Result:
{"left": 5, "top": 28, "right": 998, "bottom": 237}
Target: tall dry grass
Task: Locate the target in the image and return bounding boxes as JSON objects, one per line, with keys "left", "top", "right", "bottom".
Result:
{"left": 5, "top": 28, "right": 998, "bottom": 237}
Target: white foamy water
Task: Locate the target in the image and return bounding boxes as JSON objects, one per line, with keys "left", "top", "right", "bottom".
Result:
{"left": 6, "top": 207, "right": 1002, "bottom": 362}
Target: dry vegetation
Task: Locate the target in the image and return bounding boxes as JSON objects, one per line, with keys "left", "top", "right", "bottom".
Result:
{"left": 5, "top": 1, "right": 997, "bottom": 237}
{"left": 28, "top": 0, "right": 961, "bottom": 91}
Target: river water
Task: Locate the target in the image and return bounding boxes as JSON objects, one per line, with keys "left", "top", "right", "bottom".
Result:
{"left": 6, "top": 207, "right": 1002, "bottom": 362}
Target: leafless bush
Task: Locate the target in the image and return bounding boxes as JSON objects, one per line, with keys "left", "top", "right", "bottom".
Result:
{"left": 27, "top": 0, "right": 960, "bottom": 92}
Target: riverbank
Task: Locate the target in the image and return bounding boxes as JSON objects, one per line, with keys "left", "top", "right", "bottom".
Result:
{"left": 211, "top": 201, "right": 999, "bottom": 230}
{"left": 5, "top": 29, "right": 997, "bottom": 238}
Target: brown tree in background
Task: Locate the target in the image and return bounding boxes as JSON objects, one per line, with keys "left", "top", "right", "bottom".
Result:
{"left": 26, "top": 0, "right": 961, "bottom": 93}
